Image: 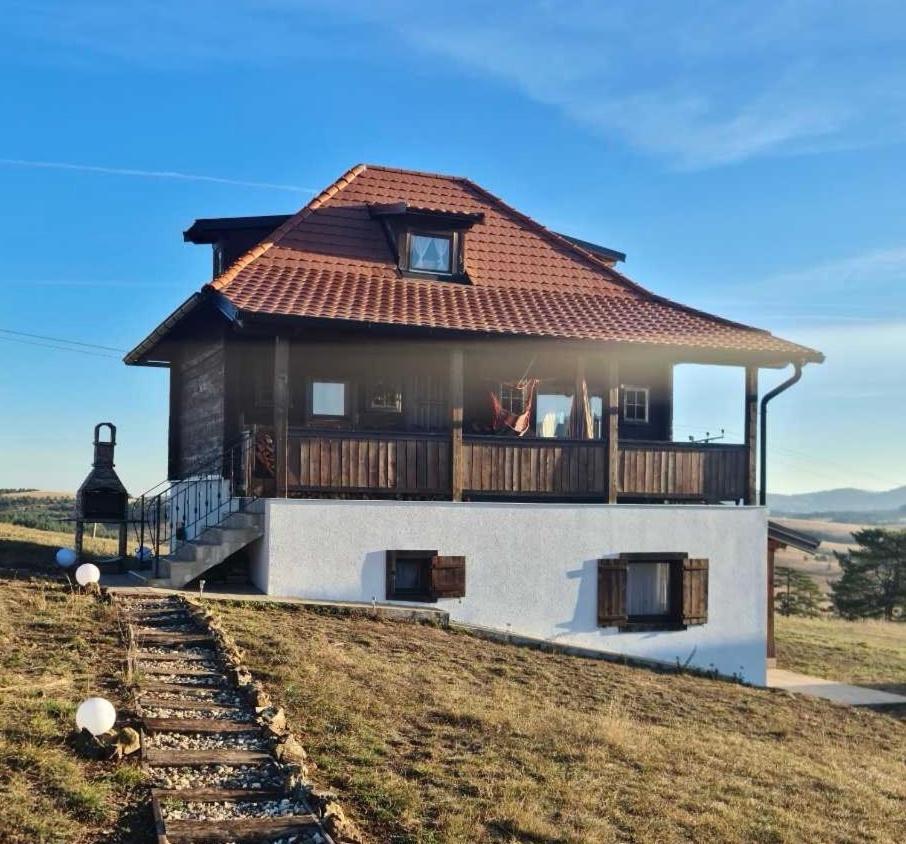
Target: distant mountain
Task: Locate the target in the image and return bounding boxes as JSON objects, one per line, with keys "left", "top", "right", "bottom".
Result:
{"left": 768, "top": 486, "right": 906, "bottom": 515}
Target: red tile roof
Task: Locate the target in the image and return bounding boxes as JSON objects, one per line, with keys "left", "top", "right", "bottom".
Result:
{"left": 202, "top": 163, "right": 820, "bottom": 362}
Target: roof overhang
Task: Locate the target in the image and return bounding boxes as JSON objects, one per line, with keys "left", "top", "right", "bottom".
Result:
{"left": 123, "top": 290, "right": 239, "bottom": 366}
{"left": 183, "top": 214, "right": 293, "bottom": 244}
{"left": 768, "top": 520, "right": 821, "bottom": 553}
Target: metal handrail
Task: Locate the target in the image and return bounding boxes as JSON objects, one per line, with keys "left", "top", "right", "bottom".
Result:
{"left": 129, "top": 429, "right": 259, "bottom": 575}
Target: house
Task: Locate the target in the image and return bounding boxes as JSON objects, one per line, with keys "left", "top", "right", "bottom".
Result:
{"left": 126, "top": 163, "right": 823, "bottom": 684}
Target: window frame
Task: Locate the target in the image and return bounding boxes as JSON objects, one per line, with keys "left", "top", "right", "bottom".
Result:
{"left": 366, "top": 379, "right": 403, "bottom": 414}
{"left": 309, "top": 378, "right": 349, "bottom": 420}
{"left": 499, "top": 382, "right": 526, "bottom": 416}
{"left": 619, "top": 552, "right": 686, "bottom": 631}
{"left": 400, "top": 229, "right": 461, "bottom": 278}
{"left": 386, "top": 550, "right": 438, "bottom": 602}
{"left": 622, "top": 385, "right": 650, "bottom": 424}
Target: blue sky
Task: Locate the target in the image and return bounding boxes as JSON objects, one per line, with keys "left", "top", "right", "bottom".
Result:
{"left": 1, "top": 1, "right": 904, "bottom": 495}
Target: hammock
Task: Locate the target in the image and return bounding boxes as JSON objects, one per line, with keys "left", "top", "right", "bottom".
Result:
{"left": 489, "top": 379, "right": 539, "bottom": 436}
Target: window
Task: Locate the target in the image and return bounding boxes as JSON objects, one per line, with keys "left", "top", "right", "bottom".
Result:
{"left": 622, "top": 386, "right": 649, "bottom": 423}
{"left": 408, "top": 233, "right": 453, "bottom": 274}
{"left": 499, "top": 382, "right": 526, "bottom": 416}
{"left": 367, "top": 380, "right": 402, "bottom": 413}
{"left": 386, "top": 551, "right": 466, "bottom": 602}
{"left": 311, "top": 380, "right": 347, "bottom": 417}
{"left": 627, "top": 561, "right": 671, "bottom": 620}
{"left": 597, "top": 554, "right": 708, "bottom": 630}
{"left": 536, "top": 392, "right": 574, "bottom": 438}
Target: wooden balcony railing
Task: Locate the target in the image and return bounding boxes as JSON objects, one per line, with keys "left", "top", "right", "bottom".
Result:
{"left": 618, "top": 441, "right": 748, "bottom": 502}
{"left": 286, "top": 430, "right": 450, "bottom": 495}
{"left": 462, "top": 436, "right": 607, "bottom": 497}
{"left": 275, "top": 430, "right": 748, "bottom": 503}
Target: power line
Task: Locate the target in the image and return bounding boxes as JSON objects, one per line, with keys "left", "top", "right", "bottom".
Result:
{"left": 0, "top": 327, "right": 126, "bottom": 353}
{"left": 0, "top": 334, "right": 121, "bottom": 359}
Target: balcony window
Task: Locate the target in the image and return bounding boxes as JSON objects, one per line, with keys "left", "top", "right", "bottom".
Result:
{"left": 622, "top": 386, "right": 649, "bottom": 423}
{"left": 408, "top": 233, "right": 453, "bottom": 274}
{"left": 368, "top": 380, "right": 402, "bottom": 413}
{"left": 311, "top": 380, "right": 347, "bottom": 417}
{"left": 499, "top": 382, "right": 526, "bottom": 416}
{"left": 536, "top": 392, "right": 573, "bottom": 438}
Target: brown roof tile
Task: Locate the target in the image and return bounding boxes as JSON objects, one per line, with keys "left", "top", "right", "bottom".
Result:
{"left": 206, "top": 163, "right": 821, "bottom": 362}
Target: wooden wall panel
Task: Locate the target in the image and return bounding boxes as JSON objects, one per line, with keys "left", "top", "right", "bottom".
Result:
{"left": 177, "top": 337, "right": 226, "bottom": 477}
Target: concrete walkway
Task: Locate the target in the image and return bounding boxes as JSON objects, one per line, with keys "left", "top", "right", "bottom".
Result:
{"left": 767, "top": 668, "right": 906, "bottom": 707}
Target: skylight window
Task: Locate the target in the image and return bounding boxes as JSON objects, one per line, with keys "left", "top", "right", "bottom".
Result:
{"left": 408, "top": 233, "right": 453, "bottom": 274}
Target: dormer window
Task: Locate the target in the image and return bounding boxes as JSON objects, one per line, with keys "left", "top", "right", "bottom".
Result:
{"left": 368, "top": 202, "right": 484, "bottom": 282}
{"left": 409, "top": 233, "right": 453, "bottom": 274}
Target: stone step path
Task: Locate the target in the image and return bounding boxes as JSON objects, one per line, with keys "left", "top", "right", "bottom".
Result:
{"left": 119, "top": 595, "right": 335, "bottom": 844}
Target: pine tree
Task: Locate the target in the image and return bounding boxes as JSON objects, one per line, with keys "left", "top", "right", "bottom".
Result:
{"left": 774, "top": 566, "right": 823, "bottom": 617}
{"left": 831, "top": 528, "right": 906, "bottom": 620}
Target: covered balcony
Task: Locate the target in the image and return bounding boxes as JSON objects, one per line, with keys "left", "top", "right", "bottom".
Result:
{"left": 224, "top": 335, "right": 757, "bottom": 505}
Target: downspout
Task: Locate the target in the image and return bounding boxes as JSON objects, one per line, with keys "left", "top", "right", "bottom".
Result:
{"left": 759, "top": 362, "right": 803, "bottom": 506}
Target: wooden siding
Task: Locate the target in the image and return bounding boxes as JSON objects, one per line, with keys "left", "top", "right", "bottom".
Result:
{"left": 176, "top": 338, "right": 226, "bottom": 476}
{"left": 462, "top": 437, "right": 608, "bottom": 496}
{"left": 618, "top": 442, "right": 747, "bottom": 502}
{"left": 287, "top": 430, "right": 450, "bottom": 495}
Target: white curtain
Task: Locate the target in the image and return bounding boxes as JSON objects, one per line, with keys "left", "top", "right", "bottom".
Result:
{"left": 627, "top": 562, "right": 670, "bottom": 616}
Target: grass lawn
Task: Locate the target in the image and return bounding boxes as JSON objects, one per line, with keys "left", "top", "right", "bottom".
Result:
{"left": 0, "top": 522, "right": 151, "bottom": 844}
{"left": 775, "top": 614, "right": 906, "bottom": 695}
{"left": 213, "top": 600, "right": 906, "bottom": 844}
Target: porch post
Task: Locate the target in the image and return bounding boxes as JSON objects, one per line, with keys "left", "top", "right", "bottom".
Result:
{"left": 744, "top": 365, "right": 758, "bottom": 505}
{"left": 450, "top": 348, "right": 464, "bottom": 502}
{"left": 273, "top": 334, "right": 290, "bottom": 498}
{"left": 606, "top": 358, "right": 620, "bottom": 503}
{"left": 575, "top": 354, "right": 589, "bottom": 439}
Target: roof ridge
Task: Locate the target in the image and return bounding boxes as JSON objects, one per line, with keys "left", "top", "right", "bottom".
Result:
{"left": 457, "top": 177, "right": 650, "bottom": 298}
{"left": 360, "top": 162, "right": 469, "bottom": 181}
{"left": 206, "top": 163, "right": 369, "bottom": 292}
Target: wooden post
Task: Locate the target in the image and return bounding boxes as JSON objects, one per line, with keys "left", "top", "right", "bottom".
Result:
{"left": 273, "top": 335, "right": 290, "bottom": 498}
{"left": 450, "top": 348, "right": 464, "bottom": 502}
{"left": 607, "top": 358, "right": 620, "bottom": 503}
{"left": 575, "top": 355, "right": 588, "bottom": 439}
{"left": 744, "top": 365, "right": 758, "bottom": 505}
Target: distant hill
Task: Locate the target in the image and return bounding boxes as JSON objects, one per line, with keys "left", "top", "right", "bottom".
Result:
{"left": 768, "top": 486, "right": 906, "bottom": 517}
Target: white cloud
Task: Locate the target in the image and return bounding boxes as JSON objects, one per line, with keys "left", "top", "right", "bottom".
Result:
{"left": 5, "top": 1, "right": 906, "bottom": 168}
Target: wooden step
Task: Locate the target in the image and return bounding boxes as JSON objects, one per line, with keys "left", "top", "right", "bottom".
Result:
{"left": 140, "top": 681, "right": 227, "bottom": 694}
{"left": 162, "top": 815, "right": 320, "bottom": 843}
{"left": 151, "top": 787, "right": 284, "bottom": 802}
{"left": 139, "top": 667, "right": 223, "bottom": 679}
{"left": 143, "top": 718, "right": 260, "bottom": 734}
{"left": 144, "top": 748, "right": 272, "bottom": 767}
{"left": 132, "top": 633, "right": 214, "bottom": 647}
{"left": 136, "top": 651, "right": 214, "bottom": 662}
{"left": 138, "top": 699, "right": 249, "bottom": 716}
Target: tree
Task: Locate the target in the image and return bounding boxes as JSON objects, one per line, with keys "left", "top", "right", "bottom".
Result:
{"left": 774, "top": 566, "right": 824, "bottom": 617}
{"left": 831, "top": 528, "right": 906, "bottom": 620}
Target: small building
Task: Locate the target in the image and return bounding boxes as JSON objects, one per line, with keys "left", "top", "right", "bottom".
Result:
{"left": 126, "top": 163, "right": 823, "bottom": 684}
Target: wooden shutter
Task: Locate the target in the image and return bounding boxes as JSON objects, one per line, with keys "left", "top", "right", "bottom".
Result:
{"left": 597, "top": 559, "right": 627, "bottom": 626}
{"left": 682, "top": 558, "right": 709, "bottom": 625}
{"left": 430, "top": 555, "right": 466, "bottom": 599}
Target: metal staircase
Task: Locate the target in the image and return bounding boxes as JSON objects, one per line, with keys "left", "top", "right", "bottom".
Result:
{"left": 129, "top": 432, "right": 264, "bottom": 588}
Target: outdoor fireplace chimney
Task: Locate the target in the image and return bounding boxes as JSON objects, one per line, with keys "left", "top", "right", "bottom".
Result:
{"left": 73, "top": 423, "right": 129, "bottom": 563}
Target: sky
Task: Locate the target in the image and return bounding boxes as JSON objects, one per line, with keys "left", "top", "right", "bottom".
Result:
{"left": 1, "top": 0, "right": 904, "bottom": 496}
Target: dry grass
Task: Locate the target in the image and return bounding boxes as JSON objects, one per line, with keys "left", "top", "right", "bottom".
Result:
{"left": 0, "top": 522, "right": 118, "bottom": 573}
{"left": 212, "top": 601, "right": 906, "bottom": 844}
{"left": 776, "top": 615, "right": 906, "bottom": 694}
{"left": 0, "top": 525, "right": 150, "bottom": 844}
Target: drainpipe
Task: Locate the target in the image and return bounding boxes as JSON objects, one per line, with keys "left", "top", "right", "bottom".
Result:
{"left": 759, "top": 362, "right": 803, "bottom": 506}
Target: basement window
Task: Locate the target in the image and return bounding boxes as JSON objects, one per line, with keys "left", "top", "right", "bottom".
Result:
{"left": 386, "top": 550, "right": 466, "bottom": 602}
{"left": 597, "top": 553, "right": 708, "bottom": 631}
{"left": 367, "top": 379, "right": 403, "bottom": 413}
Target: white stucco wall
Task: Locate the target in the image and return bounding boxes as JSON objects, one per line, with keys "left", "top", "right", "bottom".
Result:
{"left": 253, "top": 499, "right": 768, "bottom": 685}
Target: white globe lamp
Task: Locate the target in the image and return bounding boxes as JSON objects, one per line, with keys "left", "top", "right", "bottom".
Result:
{"left": 56, "top": 548, "right": 77, "bottom": 568}
{"left": 75, "top": 563, "right": 101, "bottom": 586}
{"left": 135, "top": 546, "right": 152, "bottom": 563}
{"left": 75, "top": 697, "right": 116, "bottom": 736}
